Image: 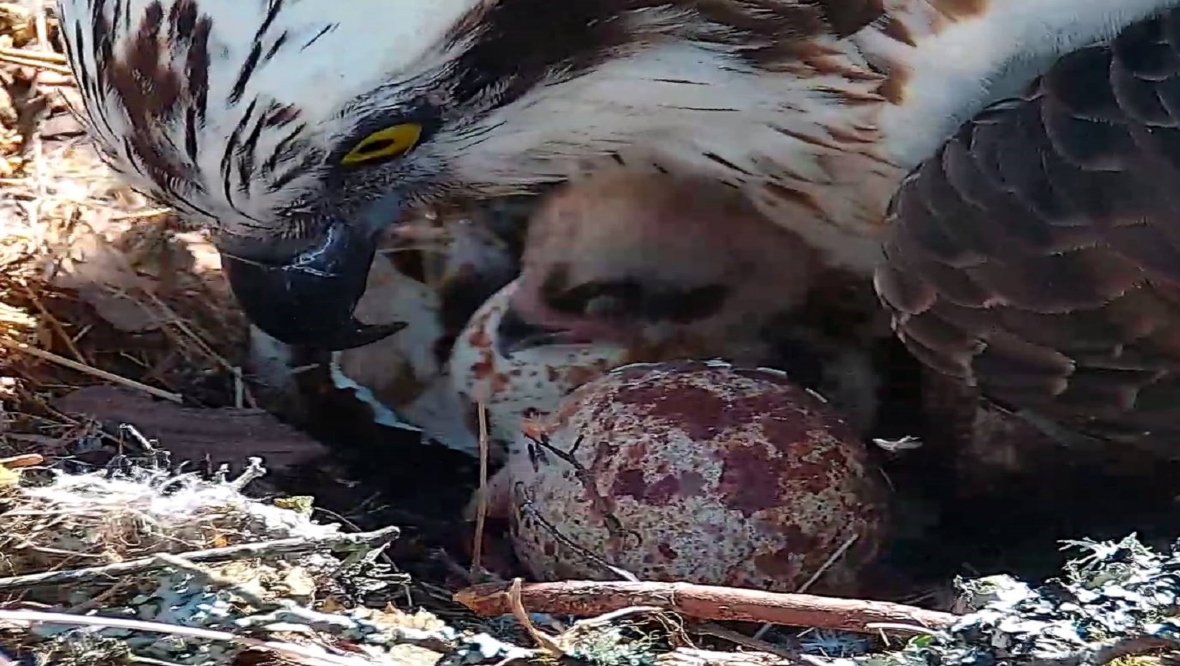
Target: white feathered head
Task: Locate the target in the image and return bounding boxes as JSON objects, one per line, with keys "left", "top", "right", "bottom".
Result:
{"left": 54, "top": 0, "right": 892, "bottom": 349}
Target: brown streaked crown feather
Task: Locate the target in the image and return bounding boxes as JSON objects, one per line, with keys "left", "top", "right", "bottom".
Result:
{"left": 875, "top": 6, "right": 1180, "bottom": 457}
{"left": 443, "top": 0, "right": 890, "bottom": 96}
{"left": 73, "top": 0, "right": 894, "bottom": 216}
{"left": 81, "top": 0, "right": 209, "bottom": 200}
{"left": 65, "top": 0, "right": 326, "bottom": 221}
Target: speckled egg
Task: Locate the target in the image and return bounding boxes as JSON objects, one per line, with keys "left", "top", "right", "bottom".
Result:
{"left": 449, "top": 279, "right": 631, "bottom": 459}
{"left": 502, "top": 359, "right": 890, "bottom": 595}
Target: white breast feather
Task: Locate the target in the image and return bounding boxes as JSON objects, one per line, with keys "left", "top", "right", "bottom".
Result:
{"left": 866, "top": 0, "right": 1180, "bottom": 167}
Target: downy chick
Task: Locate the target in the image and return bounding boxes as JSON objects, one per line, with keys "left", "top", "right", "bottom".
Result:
{"left": 458, "top": 169, "right": 887, "bottom": 440}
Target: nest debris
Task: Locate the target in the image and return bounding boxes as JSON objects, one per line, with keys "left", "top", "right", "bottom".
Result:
{"left": 0, "top": 453, "right": 518, "bottom": 665}
{"left": 453, "top": 535, "right": 1180, "bottom": 666}
{"left": 0, "top": 0, "right": 251, "bottom": 450}
{"left": 0, "top": 1, "right": 1178, "bottom": 665}
{"left": 858, "top": 535, "right": 1180, "bottom": 666}
{"left": 0, "top": 452, "right": 1174, "bottom": 665}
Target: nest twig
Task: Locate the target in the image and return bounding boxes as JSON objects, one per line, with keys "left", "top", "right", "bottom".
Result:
{"left": 0, "top": 609, "right": 377, "bottom": 666}
{"left": 0, "top": 0, "right": 252, "bottom": 455}
{"left": 455, "top": 580, "right": 958, "bottom": 635}
{"left": 0, "top": 525, "right": 399, "bottom": 592}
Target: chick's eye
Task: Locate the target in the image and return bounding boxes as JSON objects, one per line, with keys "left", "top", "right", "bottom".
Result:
{"left": 583, "top": 294, "right": 629, "bottom": 319}
{"left": 340, "top": 123, "right": 423, "bottom": 166}
{"left": 549, "top": 280, "right": 644, "bottom": 318}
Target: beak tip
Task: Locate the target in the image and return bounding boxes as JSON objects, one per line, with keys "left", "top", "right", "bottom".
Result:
{"left": 493, "top": 336, "right": 529, "bottom": 358}
{"left": 494, "top": 306, "right": 573, "bottom": 357}
{"left": 243, "top": 313, "right": 408, "bottom": 351}
{"left": 219, "top": 219, "right": 404, "bottom": 352}
{"left": 335, "top": 319, "right": 409, "bottom": 350}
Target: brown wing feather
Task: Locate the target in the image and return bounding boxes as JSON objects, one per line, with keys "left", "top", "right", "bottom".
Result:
{"left": 876, "top": 6, "right": 1180, "bottom": 454}
{"left": 806, "top": 0, "right": 886, "bottom": 37}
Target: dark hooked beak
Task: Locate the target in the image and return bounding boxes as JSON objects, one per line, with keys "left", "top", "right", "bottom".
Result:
{"left": 495, "top": 306, "right": 579, "bottom": 356}
{"left": 219, "top": 217, "right": 406, "bottom": 351}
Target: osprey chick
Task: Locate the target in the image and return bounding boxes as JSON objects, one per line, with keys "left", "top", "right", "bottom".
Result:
{"left": 55, "top": 0, "right": 1178, "bottom": 349}
{"left": 495, "top": 168, "right": 884, "bottom": 432}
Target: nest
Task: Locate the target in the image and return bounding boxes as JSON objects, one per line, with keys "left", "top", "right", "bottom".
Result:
{"left": 0, "top": 454, "right": 474, "bottom": 665}
{"left": 0, "top": 455, "right": 1174, "bottom": 665}
{"left": 0, "top": 0, "right": 248, "bottom": 443}
{"left": 0, "top": 1, "right": 1177, "bottom": 665}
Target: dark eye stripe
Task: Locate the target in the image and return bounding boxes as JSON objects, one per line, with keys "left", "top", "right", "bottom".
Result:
{"left": 545, "top": 277, "right": 731, "bottom": 323}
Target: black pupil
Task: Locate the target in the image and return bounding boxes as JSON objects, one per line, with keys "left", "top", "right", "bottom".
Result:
{"left": 548, "top": 279, "right": 730, "bottom": 323}
{"left": 360, "top": 138, "right": 399, "bottom": 154}
{"left": 550, "top": 281, "right": 643, "bottom": 316}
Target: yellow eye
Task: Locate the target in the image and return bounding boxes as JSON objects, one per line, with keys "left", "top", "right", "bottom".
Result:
{"left": 340, "top": 123, "right": 423, "bottom": 165}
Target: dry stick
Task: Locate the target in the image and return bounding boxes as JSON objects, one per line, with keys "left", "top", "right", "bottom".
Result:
{"left": 0, "top": 51, "right": 72, "bottom": 74}
{"left": 0, "top": 609, "right": 370, "bottom": 666}
{"left": 109, "top": 208, "right": 173, "bottom": 221}
{"left": 694, "top": 623, "right": 797, "bottom": 660}
{"left": 470, "top": 401, "right": 491, "bottom": 576}
{"left": 454, "top": 581, "right": 959, "bottom": 635}
{"left": 506, "top": 578, "right": 563, "bottom": 654}
{"left": 0, "top": 337, "right": 184, "bottom": 403}
{"left": 0, "top": 525, "right": 400, "bottom": 592}
{"left": 0, "top": 46, "right": 66, "bottom": 64}
{"left": 751, "top": 534, "right": 858, "bottom": 641}
{"left": 0, "top": 454, "right": 44, "bottom": 468}
{"left": 1077, "top": 636, "right": 1177, "bottom": 666}
{"left": 22, "top": 282, "right": 86, "bottom": 365}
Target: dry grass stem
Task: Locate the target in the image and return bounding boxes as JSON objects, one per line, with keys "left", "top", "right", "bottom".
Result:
{"left": 0, "top": 524, "right": 400, "bottom": 592}
{"left": 752, "top": 534, "right": 860, "bottom": 641}
{"left": 0, "top": 609, "right": 373, "bottom": 666}
{"left": 0, "top": 337, "right": 183, "bottom": 402}
{"left": 506, "top": 577, "right": 563, "bottom": 655}
{"left": 470, "top": 400, "right": 491, "bottom": 576}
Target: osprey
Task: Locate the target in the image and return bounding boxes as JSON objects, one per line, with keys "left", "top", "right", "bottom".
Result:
{"left": 55, "top": 0, "right": 1180, "bottom": 451}
{"left": 55, "top": 0, "right": 1171, "bottom": 347}
{"left": 876, "top": 7, "right": 1180, "bottom": 457}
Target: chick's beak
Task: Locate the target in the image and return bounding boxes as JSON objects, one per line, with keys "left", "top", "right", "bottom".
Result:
{"left": 219, "top": 217, "right": 406, "bottom": 351}
{"left": 495, "top": 306, "right": 580, "bottom": 356}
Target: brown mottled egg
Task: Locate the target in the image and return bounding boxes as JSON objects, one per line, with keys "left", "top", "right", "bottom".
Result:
{"left": 502, "top": 359, "right": 890, "bottom": 595}
{"left": 449, "top": 280, "right": 631, "bottom": 460}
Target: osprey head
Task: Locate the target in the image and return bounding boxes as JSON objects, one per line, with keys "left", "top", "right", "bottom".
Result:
{"left": 56, "top": 0, "right": 726, "bottom": 349}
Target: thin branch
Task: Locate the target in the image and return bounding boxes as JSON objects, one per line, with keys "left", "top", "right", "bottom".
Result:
{"left": 455, "top": 580, "right": 958, "bottom": 635}
{"left": 0, "top": 525, "right": 399, "bottom": 591}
